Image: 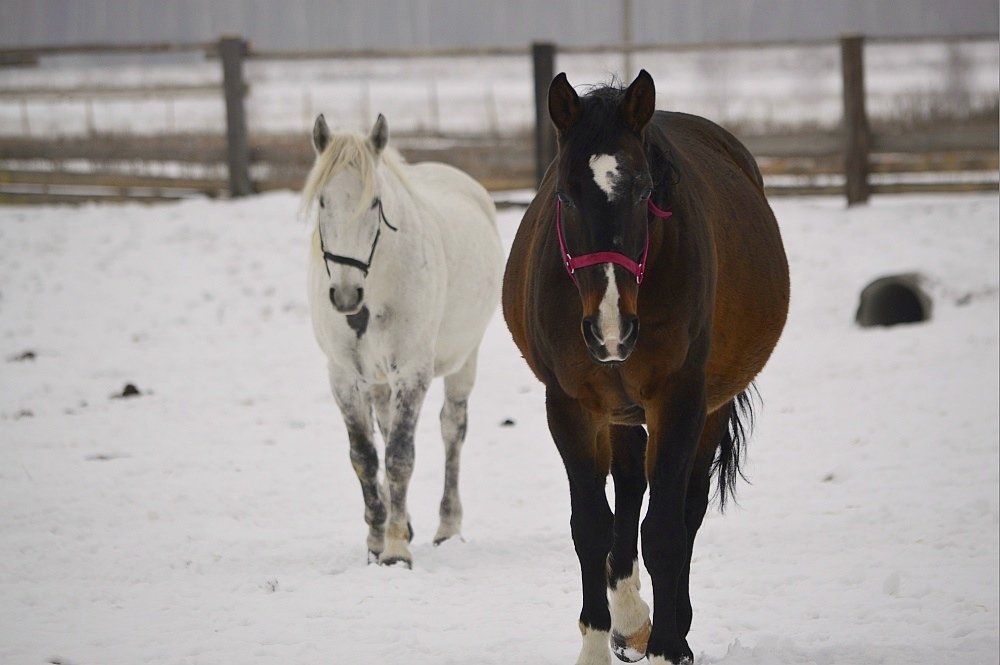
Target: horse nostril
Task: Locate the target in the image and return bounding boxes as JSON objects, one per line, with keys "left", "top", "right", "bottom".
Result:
{"left": 356, "top": 287, "right": 364, "bottom": 304}
{"left": 621, "top": 316, "right": 639, "bottom": 344}
{"left": 329, "top": 287, "right": 337, "bottom": 307}
{"left": 582, "top": 316, "right": 603, "bottom": 345}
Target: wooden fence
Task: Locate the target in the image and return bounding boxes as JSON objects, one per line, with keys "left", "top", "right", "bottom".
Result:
{"left": 0, "top": 33, "right": 996, "bottom": 205}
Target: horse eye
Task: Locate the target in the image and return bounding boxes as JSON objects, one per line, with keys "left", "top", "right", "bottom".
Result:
{"left": 319, "top": 196, "right": 325, "bottom": 209}
{"left": 370, "top": 198, "right": 379, "bottom": 210}
{"left": 556, "top": 192, "right": 574, "bottom": 207}
{"left": 638, "top": 188, "right": 652, "bottom": 201}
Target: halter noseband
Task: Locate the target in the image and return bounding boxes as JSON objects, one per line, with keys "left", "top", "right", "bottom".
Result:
{"left": 555, "top": 197, "right": 672, "bottom": 285}
{"left": 318, "top": 197, "right": 398, "bottom": 277}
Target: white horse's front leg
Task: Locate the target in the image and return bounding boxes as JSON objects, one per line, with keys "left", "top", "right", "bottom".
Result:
{"left": 329, "top": 370, "right": 385, "bottom": 561}
{"left": 379, "top": 371, "right": 431, "bottom": 568}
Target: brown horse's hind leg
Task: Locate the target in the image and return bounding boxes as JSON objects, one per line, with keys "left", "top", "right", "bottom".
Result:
{"left": 677, "top": 403, "right": 733, "bottom": 640}
{"left": 544, "top": 388, "right": 614, "bottom": 664}
{"left": 607, "top": 425, "right": 651, "bottom": 663}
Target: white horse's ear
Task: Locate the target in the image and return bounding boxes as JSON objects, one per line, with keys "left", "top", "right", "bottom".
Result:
{"left": 368, "top": 113, "right": 389, "bottom": 154}
{"left": 312, "top": 114, "right": 331, "bottom": 154}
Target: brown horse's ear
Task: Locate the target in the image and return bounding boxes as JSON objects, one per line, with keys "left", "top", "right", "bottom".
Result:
{"left": 621, "top": 69, "right": 656, "bottom": 134}
{"left": 548, "top": 72, "right": 581, "bottom": 134}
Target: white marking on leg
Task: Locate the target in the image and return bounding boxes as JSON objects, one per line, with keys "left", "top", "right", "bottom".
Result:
{"left": 589, "top": 153, "right": 621, "bottom": 202}
{"left": 597, "top": 264, "right": 623, "bottom": 359}
{"left": 575, "top": 623, "right": 612, "bottom": 665}
{"left": 610, "top": 560, "right": 651, "bottom": 636}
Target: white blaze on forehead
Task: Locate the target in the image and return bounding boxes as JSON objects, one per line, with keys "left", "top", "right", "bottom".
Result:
{"left": 589, "top": 153, "right": 621, "bottom": 201}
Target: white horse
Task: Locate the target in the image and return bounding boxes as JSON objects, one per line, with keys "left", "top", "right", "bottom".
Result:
{"left": 303, "top": 114, "right": 504, "bottom": 568}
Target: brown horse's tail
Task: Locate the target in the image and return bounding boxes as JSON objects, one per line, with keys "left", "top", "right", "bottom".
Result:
{"left": 712, "top": 385, "right": 757, "bottom": 511}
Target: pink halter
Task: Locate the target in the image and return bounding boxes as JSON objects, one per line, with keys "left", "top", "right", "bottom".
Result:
{"left": 555, "top": 197, "right": 673, "bottom": 285}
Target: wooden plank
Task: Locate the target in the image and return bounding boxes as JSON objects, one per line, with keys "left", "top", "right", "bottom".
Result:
{"left": 741, "top": 131, "right": 842, "bottom": 158}
{"left": 873, "top": 125, "right": 999, "bottom": 153}
{"left": 0, "top": 41, "right": 213, "bottom": 59}
{"left": 0, "top": 192, "right": 183, "bottom": 205}
{"left": 0, "top": 135, "right": 228, "bottom": 163}
{"left": 841, "top": 35, "right": 871, "bottom": 205}
{"left": 532, "top": 42, "right": 557, "bottom": 187}
{"left": 0, "top": 170, "right": 228, "bottom": 192}
{"left": 0, "top": 84, "right": 222, "bottom": 99}
{"left": 871, "top": 181, "right": 999, "bottom": 195}
{"left": 219, "top": 37, "right": 252, "bottom": 197}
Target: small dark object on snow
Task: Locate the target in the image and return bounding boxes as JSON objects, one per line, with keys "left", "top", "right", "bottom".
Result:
{"left": 8, "top": 350, "right": 36, "bottom": 362}
{"left": 85, "top": 453, "right": 130, "bottom": 462}
{"left": 500, "top": 418, "right": 516, "bottom": 427}
{"left": 856, "top": 273, "right": 931, "bottom": 327}
{"left": 113, "top": 383, "right": 142, "bottom": 399}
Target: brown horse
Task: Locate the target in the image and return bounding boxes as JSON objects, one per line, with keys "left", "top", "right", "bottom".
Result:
{"left": 502, "top": 70, "right": 789, "bottom": 664}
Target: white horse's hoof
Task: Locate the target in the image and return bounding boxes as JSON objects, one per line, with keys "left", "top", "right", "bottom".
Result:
{"left": 378, "top": 555, "right": 412, "bottom": 569}
{"left": 432, "top": 522, "right": 461, "bottom": 545}
{"left": 610, "top": 619, "right": 650, "bottom": 663}
{"left": 378, "top": 537, "right": 412, "bottom": 568}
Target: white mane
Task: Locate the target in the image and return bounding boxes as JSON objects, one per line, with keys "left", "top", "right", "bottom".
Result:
{"left": 300, "top": 130, "right": 410, "bottom": 220}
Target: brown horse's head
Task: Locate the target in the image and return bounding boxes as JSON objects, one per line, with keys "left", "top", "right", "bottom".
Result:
{"left": 548, "top": 70, "right": 657, "bottom": 364}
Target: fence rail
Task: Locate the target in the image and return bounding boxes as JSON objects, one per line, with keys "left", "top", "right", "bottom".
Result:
{"left": 1, "top": 33, "right": 997, "bottom": 205}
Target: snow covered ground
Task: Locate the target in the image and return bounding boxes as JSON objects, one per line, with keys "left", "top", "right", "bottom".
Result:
{"left": 0, "top": 190, "right": 997, "bottom": 664}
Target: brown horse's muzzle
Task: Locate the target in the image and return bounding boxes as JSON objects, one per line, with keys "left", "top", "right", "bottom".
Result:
{"left": 582, "top": 312, "right": 639, "bottom": 363}
{"left": 579, "top": 265, "right": 640, "bottom": 364}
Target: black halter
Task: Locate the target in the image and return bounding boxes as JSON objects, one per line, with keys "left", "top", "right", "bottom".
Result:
{"left": 318, "top": 197, "right": 398, "bottom": 277}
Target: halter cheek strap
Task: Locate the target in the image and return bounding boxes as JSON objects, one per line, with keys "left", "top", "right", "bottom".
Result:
{"left": 318, "top": 198, "right": 398, "bottom": 277}
{"left": 555, "top": 197, "right": 672, "bottom": 285}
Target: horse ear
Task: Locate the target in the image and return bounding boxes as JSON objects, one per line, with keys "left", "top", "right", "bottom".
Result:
{"left": 368, "top": 113, "right": 389, "bottom": 154}
{"left": 312, "top": 114, "right": 331, "bottom": 154}
{"left": 548, "top": 72, "right": 581, "bottom": 134}
{"left": 621, "top": 69, "right": 656, "bottom": 134}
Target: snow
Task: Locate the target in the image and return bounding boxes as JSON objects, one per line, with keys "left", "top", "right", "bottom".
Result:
{"left": 0, "top": 190, "right": 997, "bottom": 664}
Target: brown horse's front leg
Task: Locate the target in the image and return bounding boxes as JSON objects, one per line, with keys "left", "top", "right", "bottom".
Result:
{"left": 641, "top": 378, "right": 707, "bottom": 665}
{"left": 545, "top": 388, "right": 614, "bottom": 665}
{"left": 607, "top": 425, "right": 651, "bottom": 662}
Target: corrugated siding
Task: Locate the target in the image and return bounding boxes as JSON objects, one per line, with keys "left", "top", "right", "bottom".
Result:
{"left": 1, "top": 0, "right": 996, "bottom": 50}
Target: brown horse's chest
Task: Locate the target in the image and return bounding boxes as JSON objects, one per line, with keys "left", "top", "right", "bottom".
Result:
{"left": 548, "top": 324, "right": 691, "bottom": 425}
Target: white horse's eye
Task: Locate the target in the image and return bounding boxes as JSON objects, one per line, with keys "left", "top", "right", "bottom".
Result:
{"left": 370, "top": 198, "right": 379, "bottom": 210}
{"left": 319, "top": 196, "right": 326, "bottom": 209}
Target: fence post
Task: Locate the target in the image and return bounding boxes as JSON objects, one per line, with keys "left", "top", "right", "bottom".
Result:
{"left": 532, "top": 42, "right": 557, "bottom": 188}
{"left": 840, "top": 35, "right": 870, "bottom": 205}
{"left": 219, "top": 36, "right": 252, "bottom": 197}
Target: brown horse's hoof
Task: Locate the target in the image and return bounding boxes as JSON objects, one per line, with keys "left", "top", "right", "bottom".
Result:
{"left": 610, "top": 619, "right": 651, "bottom": 663}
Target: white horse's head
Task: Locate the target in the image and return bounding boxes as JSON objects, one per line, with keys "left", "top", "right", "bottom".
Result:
{"left": 304, "top": 114, "right": 394, "bottom": 314}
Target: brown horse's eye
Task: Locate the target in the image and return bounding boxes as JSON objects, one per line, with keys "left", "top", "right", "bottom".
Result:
{"left": 556, "top": 191, "right": 574, "bottom": 208}
{"left": 638, "top": 187, "right": 652, "bottom": 201}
